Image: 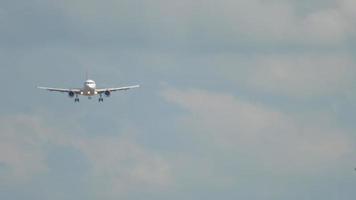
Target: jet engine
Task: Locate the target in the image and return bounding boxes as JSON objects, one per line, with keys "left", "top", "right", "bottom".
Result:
{"left": 68, "top": 91, "right": 75, "bottom": 98}
{"left": 104, "top": 90, "right": 111, "bottom": 97}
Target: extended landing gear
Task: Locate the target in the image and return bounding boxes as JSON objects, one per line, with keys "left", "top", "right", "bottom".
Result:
{"left": 98, "top": 94, "right": 104, "bottom": 102}
{"left": 74, "top": 94, "right": 80, "bottom": 103}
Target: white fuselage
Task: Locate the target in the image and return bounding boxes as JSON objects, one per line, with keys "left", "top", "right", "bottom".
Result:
{"left": 82, "top": 79, "right": 97, "bottom": 96}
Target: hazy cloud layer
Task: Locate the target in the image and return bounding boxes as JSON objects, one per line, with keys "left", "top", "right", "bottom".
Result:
{"left": 2, "top": 0, "right": 356, "bottom": 47}
{"left": 54, "top": 0, "right": 356, "bottom": 44}
{"left": 1, "top": 0, "right": 356, "bottom": 199}
{"left": 75, "top": 135, "right": 172, "bottom": 198}
{"left": 0, "top": 114, "right": 172, "bottom": 199}
{"left": 212, "top": 53, "right": 356, "bottom": 97}
{"left": 0, "top": 115, "right": 49, "bottom": 183}
{"left": 163, "top": 88, "right": 354, "bottom": 173}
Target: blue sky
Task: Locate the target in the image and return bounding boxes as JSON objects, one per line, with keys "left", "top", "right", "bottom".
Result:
{"left": 1, "top": 0, "right": 356, "bottom": 199}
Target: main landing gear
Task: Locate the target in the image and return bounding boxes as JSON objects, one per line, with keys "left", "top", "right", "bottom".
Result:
{"left": 98, "top": 94, "right": 104, "bottom": 102}
{"left": 73, "top": 95, "right": 104, "bottom": 103}
{"left": 74, "top": 94, "right": 80, "bottom": 102}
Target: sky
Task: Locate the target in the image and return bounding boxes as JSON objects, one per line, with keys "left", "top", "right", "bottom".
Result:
{"left": 1, "top": 0, "right": 356, "bottom": 199}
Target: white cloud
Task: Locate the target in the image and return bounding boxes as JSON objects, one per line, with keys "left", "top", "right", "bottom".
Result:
{"left": 0, "top": 114, "right": 172, "bottom": 197}
{"left": 205, "top": 0, "right": 356, "bottom": 44}
{"left": 162, "top": 88, "right": 354, "bottom": 173}
{"left": 244, "top": 54, "right": 355, "bottom": 97}
{"left": 73, "top": 134, "right": 172, "bottom": 198}
{"left": 0, "top": 115, "right": 50, "bottom": 183}
{"left": 302, "top": 9, "right": 348, "bottom": 43}
{"left": 211, "top": 53, "right": 356, "bottom": 97}
{"left": 25, "top": 0, "right": 355, "bottom": 45}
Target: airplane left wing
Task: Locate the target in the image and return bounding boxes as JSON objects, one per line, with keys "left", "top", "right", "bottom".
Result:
{"left": 96, "top": 85, "right": 140, "bottom": 93}
{"left": 37, "top": 87, "right": 81, "bottom": 93}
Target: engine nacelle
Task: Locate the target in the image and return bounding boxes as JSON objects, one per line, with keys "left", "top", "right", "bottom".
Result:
{"left": 104, "top": 90, "right": 111, "bottom": 97}
{"left": 68, "top": 91, "right": 75, "bottom": 98}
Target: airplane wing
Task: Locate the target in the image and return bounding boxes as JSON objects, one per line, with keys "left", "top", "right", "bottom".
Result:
{"left": 37, "top": 87, "right": 81, "bottom": 93}
{"left": 96, "top": 85, "right": 140, "bottom": 93}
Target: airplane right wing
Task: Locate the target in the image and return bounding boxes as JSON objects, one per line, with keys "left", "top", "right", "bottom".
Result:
{"left": 37, "top": 87, "right": 81, "bottom": 93}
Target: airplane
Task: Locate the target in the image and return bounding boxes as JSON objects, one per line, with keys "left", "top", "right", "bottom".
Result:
{"left": 38, "top": 79, "right": 139, "bottom": 102}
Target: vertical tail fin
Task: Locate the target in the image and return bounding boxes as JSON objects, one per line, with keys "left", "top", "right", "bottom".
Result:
{"left": 85, "top": 70, "right": 89, "bottom": 80}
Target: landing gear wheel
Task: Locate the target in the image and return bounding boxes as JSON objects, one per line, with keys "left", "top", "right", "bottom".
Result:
{"left": 99, "top": 94, "right": 103, "bottom": 102}
{"left": 75, "top": 98, "right": 80, "bottom": 102}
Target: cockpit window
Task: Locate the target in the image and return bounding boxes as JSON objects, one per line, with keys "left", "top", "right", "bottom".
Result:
{"left": 85, "top": 80, "right": 95, "bottom": 84}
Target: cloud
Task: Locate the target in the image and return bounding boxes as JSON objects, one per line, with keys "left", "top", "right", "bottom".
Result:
{"left": 73, "top": 134, "right": 172, "bottom": 198}
{"left": 3, "top": 0, "right": 355, "bottom": 47}
{"left": 242, "top": 54, "right": 355, "bottom": 97}
{"left": 187, "top": 0, "right": 355, "bottom": 44}
{"left": 0, "top": 113, "right": 172, "bottom": 198}
{"left": 209, "top": 53, "right": 356, "bottom": 98}
{"left": 162, "top": 88, "right": 354, "bottom": 173}
{"left": 302, "top": 8, "right": 348, "bottom": 43}
{"left": 0, "top": 115, "right": 50, "bottom": 183}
